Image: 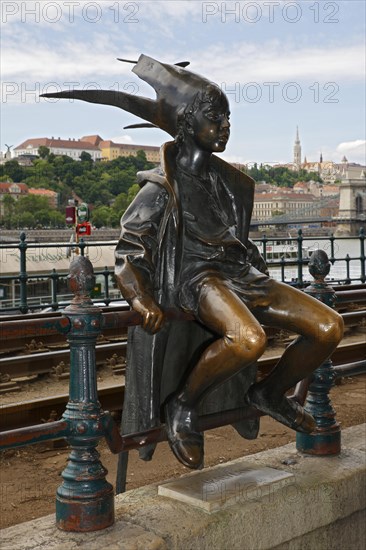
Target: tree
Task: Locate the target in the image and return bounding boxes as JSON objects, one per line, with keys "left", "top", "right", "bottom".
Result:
{"left": 18, "top": 211, "right": 35, "bottom": 228}
{"left": 1, "top": 194, "right": 16, "bottom": 216}
{"left": 0, "top": 174, "right": 13, "bottom": 183}
{"left": 38, "top": 146, "right": 50, "bottom": 159}
{"left": 2, "top": 160, "right": 25, "bottom": 182}
{"left": 80, "top": 151, "right": 93, "bottom": 163}
{"left": 49, "top": 210, "right": 65, "bottom": 227}
{"left": 36, "top": 209, "right": 52, "bottom": 226}
{"left": 112, "top": 192, "right": 129, "bottom": 216}
{"left": 91, "top": 206, "right": 111, "bottom": 228}
{"left": 127, "top": 183, "right": 140, "bottom": 203}
{"left": 16, "top": 194, "right": 49, "bottom": 213}
{"left": 108, "top": 210, "right": 120, "bottom": 227}
{"left": 87, "top": 182, "right": 113, "bottom": 206}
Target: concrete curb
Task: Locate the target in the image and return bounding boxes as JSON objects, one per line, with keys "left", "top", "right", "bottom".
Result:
{"left": 1, "top": 424, "right": 365, "bottom": 550}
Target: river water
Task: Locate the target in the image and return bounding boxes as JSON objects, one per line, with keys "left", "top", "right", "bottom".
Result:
{"left": 255, "top": 237, "right": 365, "bottom": 285}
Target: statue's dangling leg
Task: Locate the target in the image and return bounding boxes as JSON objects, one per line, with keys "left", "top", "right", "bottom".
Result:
{"left": 165, "top": 277, "right": 267, "bottom": 469}
{"left": 248, "top": 281, "right": 344, "bottom": 430}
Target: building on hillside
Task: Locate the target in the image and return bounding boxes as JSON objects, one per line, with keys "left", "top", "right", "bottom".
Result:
{"left": 292, "top": 181, "right": 309, "bottom": 193}
{"left": 80, "top": 135, "right": 103, "bottom": 147}
{"left": 293, "top": 180, "right": 340, "bottom": 198}
{"left": 252, "top": 191, "right": 318, "bottom": 221}
{"left": 28, "top": 188, "right": 59, "bottom": 208}
{"left": 16, "top": 154, "right": 39, "bottom": 166}
{"left": 254, "top": 182, "right": 278, "bottom": 194}
{"left": 13, "top": 137, "right": 101, "bottom": 161}
{"left": 13, "top": 134, "right": 161, "bottom": 164}
{"left": 99, "top": 141, "right": 160, "bottom": 163}
{"left": 0, "top": 182, "right": 28, "bottom": 216}
{"left": 288, "top": 129, "right": 366, "bottom": 183}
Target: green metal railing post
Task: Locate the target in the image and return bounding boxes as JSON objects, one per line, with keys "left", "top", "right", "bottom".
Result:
{"left": 280, "top": 256, "right": 285, "bottom": 283}
{"left": 329, "top": 233, "right": 335, "bottom": 265}
{"left": 50, "top": 268, "right": 59, "bottom": 311}
{"left": 103, "top": 266, "right": 110, "bottom": 304}
{"left": 78, "top": 238, "right": 86, "bottom": 256}
{"left": 345, "top": 254, "right": 351, "bottom": 285}
{"left": 56, "top": 255, "right": 114, "bottom": 532}
{"left": 18, "top": 232, "right": 28, "bottom": 314}
{"left": 296, "top": 229, "right": 303, "bottom": 287}
{"left": 360, "top": 227, "right": 365, "bottom": 283}
{"left": 296, "top": 249, "right": 341, "bottom": 455}
{"left": 261, "top": 234, "right": 268, "bottom": 264}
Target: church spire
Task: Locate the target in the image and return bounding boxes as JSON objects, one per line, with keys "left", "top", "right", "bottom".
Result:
{"left": 293, "top": 126, "right": 301, "bottom": 168}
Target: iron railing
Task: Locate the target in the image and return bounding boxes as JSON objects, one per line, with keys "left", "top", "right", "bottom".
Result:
{"left": 0, "top": 229, "right": 365, "bottom": 314}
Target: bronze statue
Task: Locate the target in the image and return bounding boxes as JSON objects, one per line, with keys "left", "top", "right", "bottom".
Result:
{"left": 42, "top": 55, "right": 344, "bottom": 470}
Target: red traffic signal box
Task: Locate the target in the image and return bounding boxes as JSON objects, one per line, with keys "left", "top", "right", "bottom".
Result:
{"left": 76, "top": 222, "right": 92, "bottom": 236}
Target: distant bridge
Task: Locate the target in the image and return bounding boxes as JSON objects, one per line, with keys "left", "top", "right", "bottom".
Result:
{"left": 250, "top": 216, "right": 332, "bottom": 228}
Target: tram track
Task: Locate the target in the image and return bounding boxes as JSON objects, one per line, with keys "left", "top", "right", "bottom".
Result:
{"left": 0, "top": 309, "right": 364, "bottom": 381}
{"left": 0, "top": 341, "right": 365, "bottom": 433}
{"left": 0, "top": 340, "right": 127, "bottom": 379}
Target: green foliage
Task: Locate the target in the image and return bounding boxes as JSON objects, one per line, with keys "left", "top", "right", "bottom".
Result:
{"left": 0, "top": 150, "right": 154, "bottom": 228}
{"left": 38, "top": 146, "right": 50, "bottom": 159}
{"left": 0, "top": 192, "right": 64, "bottom": 229}
{"left": 16, "top": 194, "right": 50, "bottom": 213}
{"left": 245, "top": 164, "right": 323, "bottom": 186}
{"left": 79, "top": 151, "right": 93, "bottom": 162}
{"left": 17, "top": 211, "right": 36, "bottom": 228}
{"left": 0, "top": 160, "right": 26, "bottom": 182}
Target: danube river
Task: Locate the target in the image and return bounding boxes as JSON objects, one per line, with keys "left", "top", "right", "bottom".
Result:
{"left": 259, "top": 237, "right": 365, "bottom": 285}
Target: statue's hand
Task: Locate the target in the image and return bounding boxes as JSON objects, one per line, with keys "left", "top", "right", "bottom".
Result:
{"left": 131, "top": 295, "right": 164, "bottom": 334}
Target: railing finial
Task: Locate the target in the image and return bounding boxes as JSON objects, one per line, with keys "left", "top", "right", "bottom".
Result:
{"left": 68, "top": 255, "right": 95, "bottom": 302}
{"left": 308, "top": 249, "right": 331, "bottom": 282}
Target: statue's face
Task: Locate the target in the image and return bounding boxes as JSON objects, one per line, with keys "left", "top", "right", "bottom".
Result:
{"left": 190, "top": 91, "right": 230, "bottom": 153}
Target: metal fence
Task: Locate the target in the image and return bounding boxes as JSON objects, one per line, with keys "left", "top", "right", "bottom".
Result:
{"left": 0, "top": 229, "right": 365, "bottom": 314}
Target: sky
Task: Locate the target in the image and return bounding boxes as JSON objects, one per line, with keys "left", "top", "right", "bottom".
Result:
{"left": 1, "top": 0, "right": 365, "bottom": 166}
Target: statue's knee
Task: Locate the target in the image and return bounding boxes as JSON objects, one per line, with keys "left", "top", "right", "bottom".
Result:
{"left": 226, "top": 325, "right": 267, "bottom": 363}
{"left": 318, "top": 312, "right": 344, "bottom": 346}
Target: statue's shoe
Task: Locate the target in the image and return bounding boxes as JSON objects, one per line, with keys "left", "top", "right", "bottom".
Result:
{"left": 164, "top": 397, "right": 204, "bottom": 469}
{"left": 248, "top": 386, "right": 316, "bottom": 434}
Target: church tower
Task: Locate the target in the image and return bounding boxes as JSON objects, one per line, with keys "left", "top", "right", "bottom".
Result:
{"left": 293, "top": 126, "right": 301, "bottom": 168}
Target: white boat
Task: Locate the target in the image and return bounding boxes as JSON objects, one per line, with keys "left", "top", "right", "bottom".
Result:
{"left": 263, "top": 240, "right": 311, "bottom": 261}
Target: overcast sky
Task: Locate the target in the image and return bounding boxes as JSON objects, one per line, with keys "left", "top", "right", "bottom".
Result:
{"left": 1, "top": 0, "right": 365, "bottom": 165}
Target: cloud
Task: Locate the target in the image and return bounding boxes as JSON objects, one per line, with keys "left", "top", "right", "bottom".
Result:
{"left": 2, "top": 33, "right": 364, "bottom": 87}
{"left": 110, "top": 134, "right": 134, "bottom": 144}
{"left": 193, "top": 42, "right": 365, "bottom": 84}
{"left": 336, "top": 140, "right": 366, "bottom": 162}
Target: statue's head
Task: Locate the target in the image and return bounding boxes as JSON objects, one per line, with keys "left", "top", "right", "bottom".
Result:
{"left": 176, "top": 83, "right": 230, "bottom": 152}
{"left": 40, "top": 54, "right": 230, "bottom": 150}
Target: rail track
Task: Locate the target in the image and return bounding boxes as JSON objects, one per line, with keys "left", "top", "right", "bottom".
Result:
{"left": 0, "top": 309, "right": 364, "bottom": 382}
{"left": 0, "top": 341, "right": 365, "bottom": 432}
{"left": 0, "top": 286, "right": 365, "bottom": 433}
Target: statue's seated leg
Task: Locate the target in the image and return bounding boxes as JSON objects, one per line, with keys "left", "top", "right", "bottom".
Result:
{"left": 165, "top": 276, "right": 267, "bottom": 469}
{"left": 248, "top": 280, "right": 344, "bottom": 432}
{"left": 165, "top": 397, "right": 204, "bottom": 469}
{"left": 248, "top": 388, "right": 316, "bottom": 433}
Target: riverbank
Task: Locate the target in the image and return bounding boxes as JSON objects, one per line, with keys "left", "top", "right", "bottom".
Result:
{"left": 0, "top": 227, "right": 340, "bottom": 243}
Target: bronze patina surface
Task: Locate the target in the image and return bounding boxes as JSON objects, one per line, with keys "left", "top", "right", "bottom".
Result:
{"left": 42, "top": 55, "right": 344, "bottom": 470}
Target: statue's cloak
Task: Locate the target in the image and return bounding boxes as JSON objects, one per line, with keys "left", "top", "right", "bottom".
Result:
{"left": 115, "top": 142, "right": 268, "bottom": 460}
